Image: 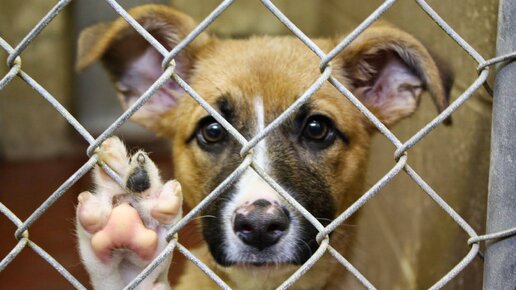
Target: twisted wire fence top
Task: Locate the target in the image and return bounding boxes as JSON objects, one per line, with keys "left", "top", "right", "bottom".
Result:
{"left": 1, "top": 1, "right": 515, "bottom": 290}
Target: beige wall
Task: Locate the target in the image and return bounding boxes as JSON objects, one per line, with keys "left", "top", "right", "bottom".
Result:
{"left": 0, "top": 0, "right": 76, "bottom": 159}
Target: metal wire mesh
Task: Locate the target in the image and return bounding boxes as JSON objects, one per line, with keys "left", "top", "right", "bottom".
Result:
{"left": 1, "top": 0, "right": 515, "bottom": 289}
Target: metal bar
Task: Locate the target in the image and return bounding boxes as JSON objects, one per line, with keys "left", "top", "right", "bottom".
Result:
{"left": 321, "top": 0, "right": 397, "bottom": 69}
{"left": 241, "top": 66, "right": 332, "bottom": 156}
{"left": 403, "top": 164, "right": 481, "bottom": 288}
{"left": 429, "top": 244, "right": 480, "bottom": 290}
{"left": 166, "top": 155, "right": 253, "bottom": 240}
{"left": 327, "top": 246, "right": 376, "bottom": 290}
{"left": 328, "top": 76, "right": 402, "bottom": 148}
{"left": 124, "top": 239, "right": 177, "bottom": 290}
{"left": 415, "top": 0, "right": 485, "bottom": 64}
{"left": 172, "top": 73, "right": 249, "bottom": 147}
{"left": 0, "top": 203, "right": 27, "bottom": 271}
{"left": 176, "top": 243, "right": 231, "bottom": 290}
{"left": 483, "top": 0, "right": 516, "bottom": 288}
{"left": 259, "top": 0, "right": 325, "bottom": 58}
{"left": 104, "top": 0, "right": 168, "bottom": 57}
{"left": 252, "top": 162, "right": 325, "bottom": 232}
{"left": 0, "top": 239, "right": 27, "bottom": 271}
{"left": 86, "top": 64, "right": 175, "bottom": 156}
{"left": 28, "top": 241, "right": 87, "bottom": 290}
{"left": 18, "top": 70, "right": 96, "bottom": 144}
{"left": 317, "top": 155, "right": 407, "bottom": 242}
{"left": 394, "top": 70, "right": 489, "bottom": 159}
{"left": 6, "top": 0, "right": 73, "bottom": 66}
{"left": 276, "top": 236, "right": 330, "bottom": 290}
{"left": 0, "top": 60, "right": 20, "bottom": 90}
{"left": 14, "top": 156, "right": 98, "bottom": 238}
{"left": 162, "top": 0, "right": 235, "bottom": 67}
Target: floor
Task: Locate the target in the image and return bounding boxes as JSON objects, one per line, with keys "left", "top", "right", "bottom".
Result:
{"left": 0, "top": 155, "right": 199, "bottom": 289}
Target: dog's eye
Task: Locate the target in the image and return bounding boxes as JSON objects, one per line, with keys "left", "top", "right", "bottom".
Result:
{"left": 203, "top": 122, "right": 225, "bottom": 142}
{"left": 304, "top": 118, "right": 328, "bottom": 140}
{"left": 197, "top": 118, "right": 227, "bottom": 146}
{"left": 301, "top": 115, "right": 337, "bottom": 149}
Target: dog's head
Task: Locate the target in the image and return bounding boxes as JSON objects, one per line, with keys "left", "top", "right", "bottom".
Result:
{"left": 78, "top": 5, "right": 451, "bottom": 269}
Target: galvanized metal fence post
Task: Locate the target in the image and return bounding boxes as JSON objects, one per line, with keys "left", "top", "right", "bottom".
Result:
{"left": 483, "top": 0, "right": 516, "bottom": 289}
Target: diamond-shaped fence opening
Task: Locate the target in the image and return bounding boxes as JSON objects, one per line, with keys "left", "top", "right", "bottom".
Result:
{"left": 1, "top": 0, "right": 515, "bottom": 289}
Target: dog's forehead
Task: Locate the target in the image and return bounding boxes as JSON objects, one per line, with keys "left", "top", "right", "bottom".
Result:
{"left": 186, "top": 36, "right": 355, "bottom": 119}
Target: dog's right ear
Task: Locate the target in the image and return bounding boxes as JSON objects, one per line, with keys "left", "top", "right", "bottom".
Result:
{"left": 77, "top": 5, "right": 209, "bottom": 133}
{"left": 334, "top": 25, "right": 453, "bottom": 128}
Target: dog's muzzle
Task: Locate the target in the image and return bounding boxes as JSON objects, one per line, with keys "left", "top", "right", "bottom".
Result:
{"left": 233, "top": 199, "right": 290, "bottom": 251}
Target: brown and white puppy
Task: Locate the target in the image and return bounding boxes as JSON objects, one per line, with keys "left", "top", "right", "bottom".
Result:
{"left": 76, "top": 4, "right": 452, "bottom": 290}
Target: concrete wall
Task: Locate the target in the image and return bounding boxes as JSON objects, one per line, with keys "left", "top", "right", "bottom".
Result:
{"left": 0, "top": 0, "right": 75, "bottom": 159}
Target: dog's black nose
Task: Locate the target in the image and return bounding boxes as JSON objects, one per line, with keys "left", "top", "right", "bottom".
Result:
{"left": 233, "top": 199, "right": 290, "bottom": 251}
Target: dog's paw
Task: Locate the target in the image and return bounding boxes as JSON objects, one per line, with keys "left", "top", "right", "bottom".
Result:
{"left": 76, "top": 137, "right": 181, "bottom": 290}
{"left": 77, "top": 191, "right": 111, "bottom": 234}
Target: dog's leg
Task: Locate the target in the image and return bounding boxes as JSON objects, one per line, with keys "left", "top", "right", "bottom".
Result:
{"left": 76, "top": 137, "right": 182, "bottom": 290}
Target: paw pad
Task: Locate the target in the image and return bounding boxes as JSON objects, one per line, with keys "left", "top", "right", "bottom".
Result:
{"left": 91, "top": 203, "right": 158, "bottom": 263}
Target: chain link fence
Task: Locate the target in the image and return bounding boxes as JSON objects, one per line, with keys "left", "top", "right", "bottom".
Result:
{"left": 1, "top": 0, "right": 515, "bottom": 289}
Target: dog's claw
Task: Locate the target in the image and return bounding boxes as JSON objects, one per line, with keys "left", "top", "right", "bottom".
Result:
{"left": 151, "top": 180, "right": 182, "bottom": 224}
{"left": 77, "top": 191, "right": 110, "bottom": 234}
{"left": 97, "top": 137, "right": 129, "bottom": 174}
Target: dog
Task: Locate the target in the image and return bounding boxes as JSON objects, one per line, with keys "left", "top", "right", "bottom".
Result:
{"left": 75, "top": 4, "right": 452, "bottom": 290}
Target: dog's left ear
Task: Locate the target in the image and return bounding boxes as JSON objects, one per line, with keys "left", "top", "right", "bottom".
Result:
{"left": 335, "top": 25, "right": 453, "bottom": 127}
{"left": 76, "top": 5, "right": 209, "bottom": 133}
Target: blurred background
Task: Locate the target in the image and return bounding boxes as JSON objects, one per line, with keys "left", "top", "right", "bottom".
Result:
{"left": 0, "top": 0, "right": 497, "bottom": 289}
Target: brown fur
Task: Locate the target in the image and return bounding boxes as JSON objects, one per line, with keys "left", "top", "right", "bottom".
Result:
{"left": 77, "top": 4, "right": 452, "bottom": 289}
